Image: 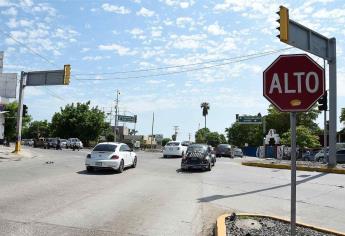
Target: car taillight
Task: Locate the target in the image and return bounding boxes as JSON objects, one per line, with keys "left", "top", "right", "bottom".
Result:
{"left": 111, "top": 155, "right": 119, "bottom": 159}
{"left": 87, "top": 154, "right": 91, "bottom": 158}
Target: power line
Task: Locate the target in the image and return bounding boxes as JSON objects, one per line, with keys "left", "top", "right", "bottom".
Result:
{"left": 0, "top": 29, "right": 59, "bottom": 67}
{"left": 76, "top": 48, "right": 292, "bottom": 81}
{"left": 75, "top": 47, "right": 293, "bottom": 76}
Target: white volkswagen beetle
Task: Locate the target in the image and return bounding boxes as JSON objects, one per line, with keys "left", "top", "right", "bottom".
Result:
{"left": 85, "top": 142, "right": 137, "bottom": 173}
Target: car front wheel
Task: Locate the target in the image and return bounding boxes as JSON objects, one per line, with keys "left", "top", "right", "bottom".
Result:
{"left": 207, "top": 162, "right": 212, "bottom": 171}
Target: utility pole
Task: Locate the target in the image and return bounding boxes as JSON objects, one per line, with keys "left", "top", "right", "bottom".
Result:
{"left": 189, "top": 133, "right": 191, "bottom": 142}
{"left": 151, "top": 112, "right": 154, "bottom": 150}
{"left": 323, "top": 60, "right": 328, "bottom": 160}
{"left": 114, "top": 90, "right": 120, "bottom": 142}
{"left": 15, "top": 72, "right": 25, "bottom": 153}
{"left": 173, "top": 126, "right": 179, "bottom": 140}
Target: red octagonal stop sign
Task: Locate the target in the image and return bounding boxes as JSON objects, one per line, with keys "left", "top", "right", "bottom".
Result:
{"left": 263, "top": 54, "right": 325, "bottom": 112}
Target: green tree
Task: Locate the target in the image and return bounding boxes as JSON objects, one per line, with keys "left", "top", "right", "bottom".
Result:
{"left": 280, "top": 125, "right": 320, "bottom": 148}
{"left": 23, "top": 120, "right": 51, "bottom": 139}
{"left": 162, "top": 138, "right": 171, "bottom": 146}
{"left": 200, "top": 102, "right": 210, "bottom": 129}
{"left": 3, "top": 102, "right": 31, "bottom": 141}
{"left": 50, "top": 101, "right": 108, "bottom": 146}
{"left": 340, "top": 108, "right": 345, "bottom": 124}
{"left": 206, "top": 131, "right": 226, "bottom": 147}
{"left": 219, "top": 134, "right": 227, "bottom": 144}
{"left": 265, "top": 105, "right": 321, "bottom": 135}
{"left": 225, "top": 122, "right": 262, "bottom": 147}
{"left": 195, "top": 128, "right": 209, "bottom": 143}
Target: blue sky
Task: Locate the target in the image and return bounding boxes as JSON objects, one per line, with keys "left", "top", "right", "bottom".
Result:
{"left": 1, "top": 0, "right": 345, "bottom": 141}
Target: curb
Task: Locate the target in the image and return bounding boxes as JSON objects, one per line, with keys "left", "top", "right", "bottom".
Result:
{"left": 242, "top": 161, "right": 345, "bottom": 174}
{"left": 216, "top": 213, "right": 345, "bottom": 236}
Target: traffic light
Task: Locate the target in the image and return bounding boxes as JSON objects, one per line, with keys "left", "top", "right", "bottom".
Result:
{"left": 63, "top": 64, "right": 71, "bottom": 85}
{"left": 22, "top": 104, "right": 28, "bottom": 117}
{"left": 276, "top": 6, "right": 289, "bottom": 42}
{"left": 318, "top": 91, "right": 328, "bottom": 111}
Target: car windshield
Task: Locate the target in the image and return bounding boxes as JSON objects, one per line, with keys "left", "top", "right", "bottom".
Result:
{"left": 187, "top": 145, "right": 207, "bottom": 153}
{"left": 166, "top": 142, "right": 180, "bottom": 146}
{"left": 93, "top": 144, "right": 117, "bottom": 152}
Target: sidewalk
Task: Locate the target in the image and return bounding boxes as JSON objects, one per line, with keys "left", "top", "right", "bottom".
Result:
{"left": 0, "top": 145, "right": 36, "bottom": 161}
{"left": 242, "top": 158, "right": 345, "bottom": 174}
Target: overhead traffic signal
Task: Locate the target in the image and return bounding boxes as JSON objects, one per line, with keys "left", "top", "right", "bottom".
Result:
{"left": 276, "top": 6, "right": 289, "bottom": 42}
{"left": 22, "top": 104, "right": 28, "bottom": 117}
{"left": 63, "top": 64, "right": 71, "bottom": 85}
{"left": 318, "top": 91, "right": 328, "bottom": 111}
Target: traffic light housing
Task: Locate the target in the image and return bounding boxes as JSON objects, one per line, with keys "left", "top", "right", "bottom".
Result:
{"left": 63, "top": 64, "right": 71, "bottom": 85}
{"left": 318, "top": 91, "right": 328, "bottom": 111}
{"left": 276, "top": 6, "right": 289, "bottom": 42}
{"left": 23, "top": 104, "right": 28, "bottom": 117}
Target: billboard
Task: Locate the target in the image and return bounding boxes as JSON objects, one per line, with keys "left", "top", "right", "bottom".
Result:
{"left": 0, "top": 73, "right": 17, "bottom": 98}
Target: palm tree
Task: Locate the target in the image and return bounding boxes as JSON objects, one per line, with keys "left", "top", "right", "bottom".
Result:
{"left": 200, "top": 102, "right": 210, "bottom": 129}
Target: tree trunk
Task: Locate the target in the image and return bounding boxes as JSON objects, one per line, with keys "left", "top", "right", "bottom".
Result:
{"left": 204, "top": 115, "right": 207, "bottom": 129}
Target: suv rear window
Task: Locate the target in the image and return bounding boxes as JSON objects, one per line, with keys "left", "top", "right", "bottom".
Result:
{"left": 166, "top": 142, "right": 180, "bottom": 146}
{"left": 93, "top": 144, "right": 117, "bottom": 152}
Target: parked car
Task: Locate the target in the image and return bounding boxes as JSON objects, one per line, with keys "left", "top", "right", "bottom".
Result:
{"left": 60, "top": 139, "right": 67, "bottom": 148}
{"left": 215, "top": 144, "right": 233, "bottom": 158}
{"left": 315, "top": 148, "right": 329, "bottom": 162}
{"left": 181, "top": 144, "right": 215, "bottom": 171}
{"left": 67, "top": 138, "right": 83, "bottom": 150}
{"left": 163, "top": 141, "right": 188, "bottom": 158}
{"left": 301, "top": 149, "right": 319, "bottom": 161}
{"left": 320, "top": 149, "right": 345, "bottom": 164}
{"left": 233, "top": 148, "right": 243, "bottom": 157}
{"left": 44, "top": 138, "right": 58, "bottom": 149}
{"left": 34, "top": 137, "right": 46, "bottom": 148}
{"left": 85, "top": 142, "right": 137, "bottom": 173}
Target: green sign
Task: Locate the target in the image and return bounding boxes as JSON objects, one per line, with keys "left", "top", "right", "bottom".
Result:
{"left": 118, "top": 115, "right": 137, "bottom": 123}
{"left": 236, "top": 114, "right": 262, "bottom": 124}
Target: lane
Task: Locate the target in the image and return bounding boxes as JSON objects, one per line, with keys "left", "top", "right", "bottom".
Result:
{"left": 0, "top": 148, "right": 208, "bottom": 236}
{"left": 0, "top": 147, "right": 345, "bottom": 235}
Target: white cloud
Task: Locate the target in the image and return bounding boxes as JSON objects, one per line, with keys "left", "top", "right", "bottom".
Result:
{"left": 151, "top": 30, "right": 162, "bottom": 37}
{"left": 207, "top": 22, "right": 226, "bottom": 35}
{"left": 81, "top": 48, "right": 90, "bottom": 53}
{"left": 82, "top": 56, "right": 110, "bottom": 61}
{"left": 146, "top": 79, "right": 166, "bottom": 84}
{"left": 1, "top": 7, "right": 17, "bottom": 16}
{"left": 136, "top": 7, "right": 155, "bottom": 17}
{"left": 176, "top": 17, "right": 194, "bottom": 28}
{"left": 102, "top": 3, "right": 131, "bottom": 14}
{"left": 129, "top": 28, "right": 144, "bottom": 36}
{"left": 165, "top": 0, "right": 195, "bottom": 8}
{"left": 0, "top": 0, "right": 13, "bottom": 7}
{"left": 98, "top": 43, "right": 137, "bottom": 56}
{"left": 19, "top": 0, "right": 33, "bottom": 7}
{"left": 169, "top": 34, "right": 207, "bottom": 49}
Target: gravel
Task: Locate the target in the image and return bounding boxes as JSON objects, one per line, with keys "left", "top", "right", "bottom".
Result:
{"left": 225, "top": 214, "right": 336, "bottom": 236}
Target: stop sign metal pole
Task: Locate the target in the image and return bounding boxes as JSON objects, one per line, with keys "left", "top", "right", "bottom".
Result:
{"left": 290, "top": 112, "right": 297, "bottom": 235}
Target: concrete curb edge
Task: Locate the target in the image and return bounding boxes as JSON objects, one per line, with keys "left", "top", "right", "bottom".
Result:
{"left": 216, "top": 213, "right": 345, "bottom": 236}
{"left": 242, "top": 161, "right": 345, "bottom": 174}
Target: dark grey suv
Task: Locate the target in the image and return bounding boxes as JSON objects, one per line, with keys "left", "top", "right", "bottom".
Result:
{"left": 181, "top": 144, "right": 215, "bottom": 171}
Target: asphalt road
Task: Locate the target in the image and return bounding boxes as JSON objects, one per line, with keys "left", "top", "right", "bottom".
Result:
{"left": 0, "top": 147, "right": 344, "bottom": 236}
